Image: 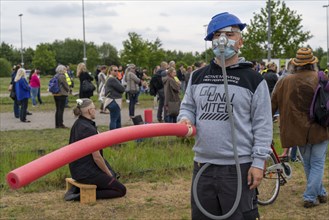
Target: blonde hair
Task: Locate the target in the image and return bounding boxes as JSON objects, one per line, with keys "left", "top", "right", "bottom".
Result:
{"left": 108, "top": 65, "right": 118, "bottom": 75}
{"left": 77, "top": 63, "right": 87, "bottom": 77}
{"left": 14, "top": 68, "right": 26, "bottom": 82}
{"left": 73, "top": 98, "right": 93, "bottom": 117}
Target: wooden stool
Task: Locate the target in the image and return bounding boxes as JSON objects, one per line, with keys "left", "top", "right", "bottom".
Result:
{"left": 65, "top": 178, "right": 97, "bottom": 204}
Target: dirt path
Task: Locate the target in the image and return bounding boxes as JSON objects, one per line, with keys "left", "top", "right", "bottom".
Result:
{"left": 0, "top": 107, "right": 158, "bottom": 131}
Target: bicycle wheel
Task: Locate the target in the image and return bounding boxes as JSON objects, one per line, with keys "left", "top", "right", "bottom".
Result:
{"left": 257, "top": 153, "right": 280, "bottom": 205}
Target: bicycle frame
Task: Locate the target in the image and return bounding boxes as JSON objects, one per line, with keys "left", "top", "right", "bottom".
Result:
{"left": 257, "top": 142, "right": 292, "bottom": 205}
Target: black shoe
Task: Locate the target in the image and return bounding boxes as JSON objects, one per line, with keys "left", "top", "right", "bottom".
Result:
{"left": 26, "top": 112, "right": 32, "bottom": 115}
{"left": 64, "top": 186, "right": 80, "bottom": 201}
{"left": 304, "top": 200, "right": 319, "bottom": 208}
{"left": 64, "top": 193, "right": 80, "bottom": 201}
{"left": 318, "top": 195, "right": 328, "bottom": 203}
{"left": 56, "top": 124, "right": 68, "bottom": 128}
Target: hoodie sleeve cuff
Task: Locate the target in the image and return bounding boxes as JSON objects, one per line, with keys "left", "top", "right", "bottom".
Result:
{"left": 251, "top": 157, "right": 266, "bottom": 170}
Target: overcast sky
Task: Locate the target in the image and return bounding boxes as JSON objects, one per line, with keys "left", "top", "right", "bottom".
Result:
{"left": 1, "top": 0, "right": 329, "bottom": 54}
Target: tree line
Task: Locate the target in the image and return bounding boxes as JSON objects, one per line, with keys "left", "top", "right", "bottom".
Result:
{"left": 0, "top": 0, "right": 327, "bottom": 77}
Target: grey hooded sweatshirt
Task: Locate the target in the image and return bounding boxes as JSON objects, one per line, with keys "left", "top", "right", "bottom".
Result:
{"left": 178, "top": 59, "right": 273, "bottom": 169}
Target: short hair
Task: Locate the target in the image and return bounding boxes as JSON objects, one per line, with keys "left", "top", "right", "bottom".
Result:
{"left": 56, "top": 65, "right": 67, "bottom": 74}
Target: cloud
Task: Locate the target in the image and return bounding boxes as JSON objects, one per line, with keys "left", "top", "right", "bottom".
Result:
{"left": 156, "top": 26, "right": 169, "bottom": 32}
{"left": 159, "top": 12, "right": 169, "bottom": 17}
{"left": 27, "top": 3, "right": 80, "bottom": 17}
{"left": 26, "top": 2, "right": 122, "bottom": 18}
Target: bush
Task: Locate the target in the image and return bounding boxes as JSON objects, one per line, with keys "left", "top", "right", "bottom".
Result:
{"left": 0, "top": 58, "right": 12, "bottom": 77}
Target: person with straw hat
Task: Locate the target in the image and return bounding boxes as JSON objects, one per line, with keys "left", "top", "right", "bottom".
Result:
{"left": 271, "top": 47, "right": 329, "bottom": 208}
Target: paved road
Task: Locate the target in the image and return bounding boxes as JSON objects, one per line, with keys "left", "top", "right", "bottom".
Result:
{"left": 0, "top": 107, "right": 158, "bottom": 131}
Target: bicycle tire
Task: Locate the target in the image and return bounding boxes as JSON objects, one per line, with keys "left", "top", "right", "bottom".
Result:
{"left": 257, "top": 153, "right": 280, "bottom": 205}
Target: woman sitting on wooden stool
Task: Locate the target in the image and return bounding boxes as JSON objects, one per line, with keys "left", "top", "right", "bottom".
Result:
{"left": 64, "top": 98, "right": 126, "bottom": 201}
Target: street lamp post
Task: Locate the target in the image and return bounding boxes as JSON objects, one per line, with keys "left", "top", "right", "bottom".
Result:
{"left": 324, "top": 4, "right": 329, "bottom": 67}
{"left": 267, "top": 0, "right": 272, "bottom": 62}
{"left": 203, "top": 24, "right": 208, "bottom": 63}
{"left": 82, "top": 0, "right": 87, "bottom": 64}
{"left": 19, "top": 14, "right": 24, "bottom": 68}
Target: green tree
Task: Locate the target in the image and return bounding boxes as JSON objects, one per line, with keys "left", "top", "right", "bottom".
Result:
{"left": 51, "top": 38, "right": 84, "bottom": 65}
{"left": 0, "top": 58, "right": 12, "bottom": 77}
{"left": 320, "top": 56, "right": 328, "bottom": 70}
{"left": 0, "top": 42, "right": 21, "bottom": 66}
{"left": 32, "top": 44, "right": 56, "bottom": 75}
{"left": 85, "top": 43, "right": 101, "bottom": 72}
{"left": 121, "top": 32, "right": 149, "bottom": 67}
{"left": 23, "top": 47, "right": 35, "bottom": 69}
{"left": 241, "top": 0, "right": 312, "bottom": 60}
{"left": 147, "top": 38, "right": 165, "bottom": 70}
{"left": 97, "top": 42, "right": 120, "bottom": 66}
{"left": 313, "top": 47, "right": 328, "bottom": 70}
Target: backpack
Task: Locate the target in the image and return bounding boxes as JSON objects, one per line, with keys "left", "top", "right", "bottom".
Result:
{"left": 149, "top": 76, "right": 157, "bottom": 96}
{"left": 48, "top": 74, "right": 60, "bottom": 94}
{"left": 149, "top": 74, "right": 163, "bottom": 96}
{"left": 310, "top": 71, "right": 329, "bottom": 127}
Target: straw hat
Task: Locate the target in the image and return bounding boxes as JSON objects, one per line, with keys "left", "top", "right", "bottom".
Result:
{"left": 291, "top": 47, "right": 318, "bottom": 66}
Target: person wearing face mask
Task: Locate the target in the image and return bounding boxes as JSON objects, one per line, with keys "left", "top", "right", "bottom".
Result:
{"left": 178, "top": 12, "right": 272, "bottom": 219}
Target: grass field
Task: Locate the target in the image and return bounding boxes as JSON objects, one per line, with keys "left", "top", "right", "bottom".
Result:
{"left": 0, "top": 76, "right": 328, "bottom": 219}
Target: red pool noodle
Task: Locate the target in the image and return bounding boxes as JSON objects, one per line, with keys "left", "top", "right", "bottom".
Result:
{"left": 6, "top": 123, "right": 196, "bottom": 189}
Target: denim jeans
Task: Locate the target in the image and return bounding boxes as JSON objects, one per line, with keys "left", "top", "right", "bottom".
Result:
{"left": 107, "top": 100, "right": 121, "bottom": 130}
{"left": 128, "top": 92, "right": 138, "bottom": 117}
{"left": 31, "top": 87, "right": 39, "bottom": 106}
{"left": 299, "top": 140, "right": 329, "bottom": 202}
{"left": 290, "top": 146, "right": 298, "bottom": 161}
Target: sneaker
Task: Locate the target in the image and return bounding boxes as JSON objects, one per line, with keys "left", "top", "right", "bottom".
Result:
{"left": 318, "top": 195, "right": 327, "bottom": 203}
{"left": 126, "top": 100, "right": 130, "bottom": 103}
{"left": 26, "top": 112, "right": 32, "bottom": 115}
{"left": 304, "top": 200, "right": 319, "bottom": 208}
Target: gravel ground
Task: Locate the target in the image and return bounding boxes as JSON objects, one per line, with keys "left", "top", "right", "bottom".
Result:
{"left": 0, "top": 107, "right": 158, "bottom": 131}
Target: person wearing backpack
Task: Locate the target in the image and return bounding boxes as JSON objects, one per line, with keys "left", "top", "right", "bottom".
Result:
{"left": 53, "top": 65, "right": 70, "bottom": 128}
{"left": 271, "top": 47, "right": 329, "bottom": 208}
{"left": 77, "top": 62, "right": 94, "bottom": 99}
{"left": 153, "top": 61, "right": 167, "bottom": 122}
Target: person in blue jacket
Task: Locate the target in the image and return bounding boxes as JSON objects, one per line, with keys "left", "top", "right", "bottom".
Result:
{"left": 14, "top": 68, "right": 31, "bottom": 122}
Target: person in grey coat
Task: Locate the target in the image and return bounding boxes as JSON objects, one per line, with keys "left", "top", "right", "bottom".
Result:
{"left": 104, "top": 65, "right": 125, "bottom": 130}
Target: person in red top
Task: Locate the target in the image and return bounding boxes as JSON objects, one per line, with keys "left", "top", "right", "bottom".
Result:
{"left": 29, "top": 69, "right": 41, "bottom": 107}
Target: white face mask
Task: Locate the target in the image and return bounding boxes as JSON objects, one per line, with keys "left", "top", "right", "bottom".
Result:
{"left": 212, "top": 34, "right": 238, "bottom": 60}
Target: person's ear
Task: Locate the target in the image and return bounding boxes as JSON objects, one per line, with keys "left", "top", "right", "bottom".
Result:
{"left": 238, "top": 37, "right": 243, "bottom": 49}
